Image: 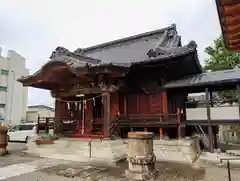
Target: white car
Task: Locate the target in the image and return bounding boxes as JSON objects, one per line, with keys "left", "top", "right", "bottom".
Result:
{"left": 8, "top": 123, "right": 37, "bottom": 143}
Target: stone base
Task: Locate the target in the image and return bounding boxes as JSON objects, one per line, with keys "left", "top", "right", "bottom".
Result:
{"left": 25, "top": 137, "right": 126, "bottom": 165}
{"left": 154, "top": 138, "right": 201, "bottom": 163}
{"left": 125, "top": 168, "right": 158, "bottom": 181}
{"left": 0, "top": 148, "right": 7, "bottom": 156}
{"left": 126, "top": 162, "right": 158, "bottom": 180}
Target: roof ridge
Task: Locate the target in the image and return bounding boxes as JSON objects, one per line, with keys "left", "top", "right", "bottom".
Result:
{"left": 79, "top": 24, "right": 176, "bottom": 52}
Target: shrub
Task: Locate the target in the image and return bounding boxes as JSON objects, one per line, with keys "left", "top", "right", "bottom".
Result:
{"left": 40, "top": 134, "right": 59, "bottom": 140}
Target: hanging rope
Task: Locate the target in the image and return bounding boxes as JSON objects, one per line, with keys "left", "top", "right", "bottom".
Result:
{"left": 55, "top": 94, "right": 102, "bottom": 103}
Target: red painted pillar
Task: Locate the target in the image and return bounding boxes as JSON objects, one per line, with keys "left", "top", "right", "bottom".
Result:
{"left": 159, "top": 128, "right": 163, "bottom": 138}
{"left": 160, "top": 91, "right": 167, "bottom": 138}
{"left": 103, "top": 92, "right": 111, "bottom": 138}
{"left": 162, "top": 91, "right": 168, "bottom": 115}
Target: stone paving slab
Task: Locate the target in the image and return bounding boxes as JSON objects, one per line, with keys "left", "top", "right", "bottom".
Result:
{"left": 0, "top": 158, "right": 73, "bottom": 180}
{"left": 0, "top": 155, "right": 38, "bottom": 168}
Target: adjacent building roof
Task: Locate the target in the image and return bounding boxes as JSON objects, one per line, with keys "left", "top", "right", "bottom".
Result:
{"left": 164, "top": 68, "right": 240, "bottom": 92}
{"left": 215, "top": 0, "right": 240, "bottom": 51}
{"left": 28, "top": 105, "right": 54, "bottom": 112}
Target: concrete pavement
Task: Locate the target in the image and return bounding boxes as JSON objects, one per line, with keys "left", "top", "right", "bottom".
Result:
{"left": 7, "top": 142, "right": 27, "bottom": 155}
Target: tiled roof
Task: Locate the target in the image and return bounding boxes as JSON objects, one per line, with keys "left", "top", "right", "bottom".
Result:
{"left": 82, "top": 24, "right": 178, "bottom": 52}
{"left": 164, "top": 68, "right": 240, "bottom": 89}
{"left": 18, "top": 24, "right": 201, "bottom": 83}
{"left": 81, "top": 24, "right": 184, "bottom": 64}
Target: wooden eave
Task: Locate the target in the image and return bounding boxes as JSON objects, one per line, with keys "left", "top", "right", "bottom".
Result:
{"left": 24, "top": 80, "right": 60, "bottom": 90}
{"left": 215, "top": 0, "right": 240, "bottom": 51}
{"left": 18, "top": 55, "right": 130, "bottom": 90}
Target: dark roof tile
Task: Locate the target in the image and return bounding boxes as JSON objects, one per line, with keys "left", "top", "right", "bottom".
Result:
{"left": 164, "top": 68, "right": 240, "bottom": 89}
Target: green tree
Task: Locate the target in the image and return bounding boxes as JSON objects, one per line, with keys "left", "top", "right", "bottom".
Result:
{"left": 204, "top": 36, "right": 240, "bottom": 103}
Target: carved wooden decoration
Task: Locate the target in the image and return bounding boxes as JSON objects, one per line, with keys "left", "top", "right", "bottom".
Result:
{"left": 141, "top": 81, "right": 160, "bottom": 94}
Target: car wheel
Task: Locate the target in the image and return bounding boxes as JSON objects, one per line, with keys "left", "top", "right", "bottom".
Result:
{"left": 25, "top": 136, "right": 28, "bottom": 143}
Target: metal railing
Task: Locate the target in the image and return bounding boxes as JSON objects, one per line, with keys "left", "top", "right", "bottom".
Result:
{"left": 220, "top": 157, "right": 240, "bottom": 181}
{"left": 194, "top": 125, "right": 209, "bottom": 148}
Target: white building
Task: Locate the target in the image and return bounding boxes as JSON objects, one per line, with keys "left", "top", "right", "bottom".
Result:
{"left": 26, "top": 105, "right": 55, "bottom": 123}
{"left": 0, "top": 48, "right": 29, "bottom": 125}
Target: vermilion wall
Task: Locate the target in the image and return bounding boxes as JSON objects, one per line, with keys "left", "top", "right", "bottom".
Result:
{"left": 126, "top": 92, "right": 168, "bottom": 115}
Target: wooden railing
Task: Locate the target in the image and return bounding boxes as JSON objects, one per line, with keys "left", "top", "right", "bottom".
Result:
{"left": 119, "top": 113, "right": 179, "bottom": 121}
{"left": 117, "top": 108, "right": 184, "bottom": 128}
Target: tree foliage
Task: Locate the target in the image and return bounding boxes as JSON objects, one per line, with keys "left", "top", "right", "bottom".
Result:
{"left": 204, "top": 36, "right": 240, "bottom": 103}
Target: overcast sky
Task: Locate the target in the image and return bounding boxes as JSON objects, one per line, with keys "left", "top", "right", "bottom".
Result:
{"left": 0, "top": 0, "right": 221, "bottom": 107}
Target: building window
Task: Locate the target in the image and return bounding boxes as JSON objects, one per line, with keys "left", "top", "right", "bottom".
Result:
{"left": 0, "top": 87, "right": 7, "bottom": 91}
{"left": 0, "top": 104, "right": 5, "bottom": 108}
{"left": 1, "top": 69, "right": 9, "bottom": 76}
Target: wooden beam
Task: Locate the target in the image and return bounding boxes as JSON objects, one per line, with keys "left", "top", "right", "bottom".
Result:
{"left": 54, "top": 84, "right": 120, "bottom": 98}
{"left": 221, "top": 0, "right": 237, "bottom": 6}
{"left": 23, "top": 80, "right": 44, "bottom": 86}
{"left": 185, "top": 119, "right": 240, "bottom": 125}
{"left": 228, "top": 38, "right": 240, "bottom": 45}
{"left": 225, "top": 15, "right": 240, "bottom": 26}
{"left": 223, "top": 4, "right": 240, "bottom": 16}
{"left": 227, "top": 31, "right": 240, "bottom": 39}
{"left": 227, "top": 24, "right": 240, "bottom": 34}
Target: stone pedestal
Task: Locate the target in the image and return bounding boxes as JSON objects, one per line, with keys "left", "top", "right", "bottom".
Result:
{"left": 0, "top": 125, "right": 8, "bottom": 156}
{"left": 125, "top": 132, "right": 158, "bottom": 181}
{"left": 154, "top": 138, "right": 201, "bottom": 163}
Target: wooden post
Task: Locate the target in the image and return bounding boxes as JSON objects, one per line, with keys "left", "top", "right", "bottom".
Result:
{"left": 209, "top": 91, "right": 213, "bottom": 106}
{"left": 206, "top": 88, "right": 214, "bottom": 153}
{"left": 236, "top": 84, "right": 240, "bottom": 117}
{"left": 177, "top": 108, "right": 181, "bottom": 139}
{"left": 124, "top": 95, "right": 127, "bottom": 117}
{"left": 54, "top": 100, "right": 60, "bottom": 135}
{"left": 102, "top": 92, "right": 111, "bottom": 138}
{"left": 37, "top": 114, "right": 40, "bottom": 135}
{"left": 162, "top": 91, "right": 168, "bottom": 119}
{"left": 82, "top": 99, "right": 85, "bottom": 135}
{"left": 210, "top": 90, "right": 217, "bottom": 149}
{"left": 159, "top": 89, "right": 163, "bottom": 139}
{"left": 213, "top": 126, "right": 218, "bottom": 149}
{"left": 45, "top": 117, "right": 49, "bottom": 134}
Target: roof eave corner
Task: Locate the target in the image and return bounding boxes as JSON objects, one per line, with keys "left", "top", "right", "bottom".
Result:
{"left": 17, "top": 76, "right": 25, "bottom": 84}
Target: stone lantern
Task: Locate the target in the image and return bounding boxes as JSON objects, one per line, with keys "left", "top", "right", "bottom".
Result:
{"left": 0, "top": 124, "right": 8, "bottom": 155}
{"left": 125, "top": 132, "right": 158, "bottom": 180}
